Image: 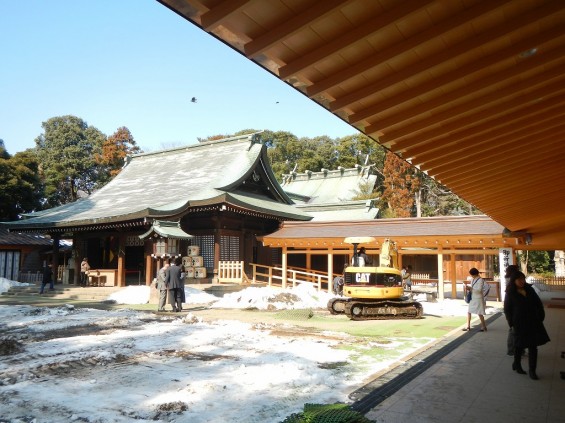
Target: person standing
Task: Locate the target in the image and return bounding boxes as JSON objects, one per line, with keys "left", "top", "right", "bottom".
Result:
{"left": 332, "top": 265, "right": 347, "bottom": 295}
{"left": 402, "top": 265, "right": 412, "bottom": 291}
{"left": 80, "top": 258, "right": 90, "bottom": 287}
{"left": 504, "top": 264, "right": 521, "bottom": 355}
{"left": 39, "top": 263, "right": 54, "bottom": 294}
{"left": 165, "top": 258, "right": 183, "bottom": 312}
{"left": 463, "top": 267, "right": 487, "bottom": 332}
{"left": 504, "top": 271, "right": 550, "bottom": 380}
{"left": 358, "top": 247, "right": 371, "bottom": 266}
{"left": 155, "top": 261, "right": 170, "bottom": 312}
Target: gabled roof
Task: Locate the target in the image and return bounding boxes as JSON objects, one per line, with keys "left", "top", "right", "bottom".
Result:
{"left": 3, "top": 133, "right": 311, "bottom": 232}
{"left": 281, "top": 165, "right": 377, "bottom": 205}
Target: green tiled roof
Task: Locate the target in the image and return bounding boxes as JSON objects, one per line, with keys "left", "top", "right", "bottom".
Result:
{"left": 281, "top": 165, "right": 378, "bottom": 205}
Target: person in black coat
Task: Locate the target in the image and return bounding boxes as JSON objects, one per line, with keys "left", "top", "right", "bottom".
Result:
{"left": 39, "top": 263, "right": 54, "bottom": 294}
{"left": 165, "top": 259, "right": 183, "bottom": 312}
{"left": 504, "top": 264, "right": 520, "bottom": 355}
{"left": 504, "top": 271, "right": 550, "bottom": 380}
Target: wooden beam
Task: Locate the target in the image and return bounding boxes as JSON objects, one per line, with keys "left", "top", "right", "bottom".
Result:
{"left": 245, "top": 0, "right": 350, "bottom": 58}
{"left": 306, "top": 0, "right": 509, "bottom": 97}
{"left": 201, "top": 0, "right": 249, "bottom": 31}
{"left": 330, "top": 4, "right": 563, "bottom": 116}
{"left": 446, "top": 156, "right": 565, "bottom": 200}
{"left": 423, "top": 113, "right": 565, "bottom": 176}
{"left": 427, "top": 127, "right": 565, "bottom": 181}
{"left": 278, "top": 0, "right": 431, "bottom": 79}
{"left": 410, "top": 97, "right": 565, "bottom": 166}
{"left": 429, "top": 133, "right": 564, "bottom": 186}
{"left": 381, "top": 70, "right": 564, "bottom": 149}
{"left": 357, "top": 44, "right": 565, "bottom": 128}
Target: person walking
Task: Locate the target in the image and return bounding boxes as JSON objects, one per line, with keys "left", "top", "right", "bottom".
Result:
{"left": 39, "top": 263, "right": 54, "bottom": 294}
{"left": 463, "top": 267, "right": 487, "bottom": 332}
{"left": 504, "top": 271, "right": 550, "bottom": 380}
{"left": 155, "top": 261, "right": 170, "bottom": 312}
{"left": 165, "top": 258, "right": 183, "bottom": 312}
{"left": 80, "top": 257, "right": 90, "bottom": 287}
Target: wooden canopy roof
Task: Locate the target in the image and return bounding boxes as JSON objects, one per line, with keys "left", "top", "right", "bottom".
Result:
{"left": 259, "top": 215, "right": 518, "bottom": 250}
{"left": 157, "top": 0, "right": 565, "bottom": 250}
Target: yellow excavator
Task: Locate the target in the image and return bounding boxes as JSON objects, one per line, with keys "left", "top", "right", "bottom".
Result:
{"left": 327, "top": 237, "right": 423, "bottom": 320}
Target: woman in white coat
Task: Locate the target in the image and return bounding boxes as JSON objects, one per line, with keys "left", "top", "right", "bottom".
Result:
{"left": 462, "top": 267, "right": 487, "bottom": 332}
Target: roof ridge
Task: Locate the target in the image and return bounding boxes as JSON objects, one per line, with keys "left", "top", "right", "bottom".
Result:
{"left": 130, "top": 131, "right": 263, "bottom": 159}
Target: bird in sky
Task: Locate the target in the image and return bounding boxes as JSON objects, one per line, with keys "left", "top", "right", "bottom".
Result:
{"left": 191, "top": 97, "right": 197, "bottom": 103}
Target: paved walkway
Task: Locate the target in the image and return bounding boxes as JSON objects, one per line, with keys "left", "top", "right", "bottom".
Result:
{"left": 359, "top": 298, "right": 565, "bottom": 423}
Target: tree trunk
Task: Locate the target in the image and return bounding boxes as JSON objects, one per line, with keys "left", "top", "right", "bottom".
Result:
{"left": 415, "top": 189, "right": 422, "bottom": 217}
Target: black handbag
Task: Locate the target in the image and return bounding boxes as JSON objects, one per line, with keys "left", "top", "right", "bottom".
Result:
{"left": 465, "top": 290, "right": 472, "bottom": 303}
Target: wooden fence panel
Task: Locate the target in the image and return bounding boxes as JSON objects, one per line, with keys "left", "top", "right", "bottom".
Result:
{"left": 218, "top": 261, "right": 245, "bottom": 283}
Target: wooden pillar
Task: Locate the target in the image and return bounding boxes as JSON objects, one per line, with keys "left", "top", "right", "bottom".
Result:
{"left": 145, "top": 253, "right": 153, "bottom": 285}
{"left": 437, "top": 247, "right": 444, "bottom": 301}
{"left": 73, "top": 235, "right": 81, "bottom": 285}
{"left": 306, "top": 250, "right": 311, "bottom": 270}
{"left": 214, "top": 230, "right": 221, "bottom": 281}
{"left": 450, "top": 252, "right": 457, "bottom": 299}
{"left": 52, "top": 233, "right": 60, "bottom": 283}
{"left": 327, "top": 249, "right": 334, "bottom": 292}
{"left": 282, "top": 246, "right": 288, "bottom": 289}
{"left": 117, "top": 234, "right": 126, "bottom": 287}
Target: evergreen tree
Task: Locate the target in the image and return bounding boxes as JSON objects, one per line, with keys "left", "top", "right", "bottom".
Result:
{"left": 35, "top": 115, "right": 106, "bottom": 206}
{"left": 0, "top": 142, "right": 43, "bottom": 220}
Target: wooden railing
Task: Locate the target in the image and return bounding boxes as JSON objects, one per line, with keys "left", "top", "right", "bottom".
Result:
{"left": 18, "top": 267, "right": 67, "bottom": 284}
{"left": 528, "top": 276, "right": 565, "bottom": 291}
{"left": 18, "top": 271, "right": 42, "bottom": 284}
{"left": 411, "top": 273, "right": 438, "bottom": 285}
{"left": 217, "top": 261, "right": 332, "bottom": 291}
{"left": 218, "top": 261, "right": 251, "bottom": 284}
{"left": 249, "top": 263, "right": 330, "bottom": 292}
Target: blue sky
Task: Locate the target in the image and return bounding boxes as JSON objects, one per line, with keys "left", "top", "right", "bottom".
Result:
{"left": 0, "top": 0, "right": 357, "bottom": 155}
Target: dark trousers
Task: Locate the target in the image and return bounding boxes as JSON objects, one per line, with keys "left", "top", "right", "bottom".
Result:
{"left": 80, "top": 272, "right": 88, "bottom": 287}
{"left": 168, "top": 288, "right": 183, "bottom": 312}
{"left": 39, "top": 280, "right": 54, "bottom": 294}
{"left": 514, "top": 346, "right": 538, "bottom": 371}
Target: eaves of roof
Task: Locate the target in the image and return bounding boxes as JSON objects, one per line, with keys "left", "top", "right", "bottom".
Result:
{"left": 0, "top": 229, "right": 53, "bottom": 246}
{"left": 259, "top": 215, "right": 524, "bottom": 249}
{"left": 224, "top": 192, "right": 311, "bottom": 221}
